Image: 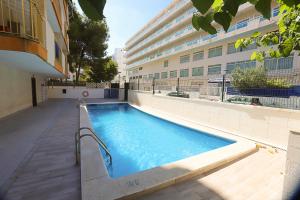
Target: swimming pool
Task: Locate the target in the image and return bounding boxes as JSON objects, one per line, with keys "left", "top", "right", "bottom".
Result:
{"left": 87, "top": 103, "right": 235, "bottom": 179}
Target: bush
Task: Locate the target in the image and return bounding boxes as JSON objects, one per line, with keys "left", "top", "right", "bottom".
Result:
{"left": 232, "top": 67, "right": 292, "bottom": 89}
{"left": 231, "top": 67, "right": 267, "bottom": 90}
{"left": 266, "top": 79, "right": 292, "bottom": 89}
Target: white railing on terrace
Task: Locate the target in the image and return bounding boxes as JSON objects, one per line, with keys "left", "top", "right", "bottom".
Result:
{"left": 126, "top": 15, "right": 278, "bottom": 69}
{"left": 0, "top": 0, "right": 46, "bottom": 47}
{"left": 125, "top": 0, "right": 190, "bottom": 49}
{"left": 125, "top": 2, "right": 253, "bottom": 57}
{"left": 126, "top": 6, "right": 196, "bottom": 58}
{"left": 125, "top": 3, "right": 251, "bottom": 57}
{"left": 126, "top": 23, "right": 194, "bottom": 62}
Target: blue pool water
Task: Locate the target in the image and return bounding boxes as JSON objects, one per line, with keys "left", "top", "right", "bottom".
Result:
{"left": 87, "top": 103, "right": 235, "bottom": 179}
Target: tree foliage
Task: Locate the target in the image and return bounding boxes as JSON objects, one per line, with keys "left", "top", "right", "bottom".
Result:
{"left": 232, "top": 67, "right": 268, "bottom": 89}
{"left": 71, "top": 0, "right": 106, "bottom": 21}
{"left": 88, "top": 57, "right": 118, "bottom": 82}
{"left": 68, "top": 3, "right": 110, "bottom": 82}
{"left": 191, "top": 0, "right": 300, "bottom": 59}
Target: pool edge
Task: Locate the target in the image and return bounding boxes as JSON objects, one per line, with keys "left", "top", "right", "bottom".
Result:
{"left": 80, "top": 103, "right": 257, "bottom": 200}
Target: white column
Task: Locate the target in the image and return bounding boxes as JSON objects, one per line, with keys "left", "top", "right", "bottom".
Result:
{"left": 283, "top": 131, "right": 300, "bottom": 199}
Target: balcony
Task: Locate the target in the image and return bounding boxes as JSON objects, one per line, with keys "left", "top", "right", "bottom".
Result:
{"left": 125, "top": 0, "right": 190, "bottom": 49}
{"left": 0, "top": 0, "right": 64, "bottom": 77}
{"left": 126, "top": 15, "right": 278, "bottom": 69}
{"left": 125, "top": 3, "right": 255, "bottom": 59}
{"left": 0, "top": 0, "right": 46, "bottom": 48}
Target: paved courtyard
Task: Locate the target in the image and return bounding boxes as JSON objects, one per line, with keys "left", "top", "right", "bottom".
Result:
{"left": 139, "top": 148, "right": 286, "bottom": 200}
{"left": 0, "top": 99, "right": 287, "bottom": 200}
{"left": 0, "top": 99, "right": 80, "bottom": 200}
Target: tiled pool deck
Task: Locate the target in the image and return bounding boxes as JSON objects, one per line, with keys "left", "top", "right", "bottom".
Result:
{"left": 0, "top": 99, "right": 81, "bottom": 200}
{"left": 0, "top": 99, "right": 286, "bottom": 200}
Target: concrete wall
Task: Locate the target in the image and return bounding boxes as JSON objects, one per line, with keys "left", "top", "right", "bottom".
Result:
{"left": 128, "top": 91, "right": 300, "bottom": 149}
{"left": 48, "top": 87, "right": 105, "bottom": 99}
{"left": 283, "top": 131, "right": 300, "bottom": 199}
{"left": 0, "top": 66, "right": 47, "bottom": 119}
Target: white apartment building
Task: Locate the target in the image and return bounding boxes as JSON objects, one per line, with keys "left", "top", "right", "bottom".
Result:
{"left": 112, "top": 48, "right": 127, "bottom": 83}
{"left": 124, "top": 0, "right": 299, "bottom": 88}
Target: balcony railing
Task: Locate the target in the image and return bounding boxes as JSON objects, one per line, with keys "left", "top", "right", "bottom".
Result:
{"left": 0, "top": 0, "right": 45, "bottom": 47}
{"left": 126, "top": 15, "right": 278, "bottom": 69}
{"left": 125, "top": 0, "right": 190, "bottom": 49}
{"left": 126, "top": 3, "right": 255, "bottom": 57}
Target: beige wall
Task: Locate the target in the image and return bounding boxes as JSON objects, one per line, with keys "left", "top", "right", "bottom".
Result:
{"left": 0, "top": 66, "right": 47, "bottom": 119}
{"left": 128, "top": 91, "right": 300, "bottom": 150}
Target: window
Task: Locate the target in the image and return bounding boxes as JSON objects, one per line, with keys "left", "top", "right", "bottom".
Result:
{"left": 175, "top": 15, "right": 184, "bottom": 23}
{"left": 175, "top": 29, "right": 184, "bottom": 37}
{"left": 273, "top": 7, "right": 279, "bottom": 17}
{"left": 193, "top": 51, "right": 204, "bottom": 61}
{"left": 154, "top": 73, "right": 160, "bottom": 79}
{"left": 180, "top": 55, "right": 190, "bottom": 63}
{"left": 208, "top": 46, "right": 222, "bottom": 58}
{"left": 174, "top": 45, "right": 183, "bottom": 51}
{"left": 170, "top": 70, "right": 177, "bottom": 78}
{"left": 180, "top": 69, "right": 189, "bottom": 77}
{"left": 143, "top": 75, "right": 148, "bottom": 79}
{"left": 186, "top": 39, "right": 198, "bottom": 46}
{"left": 227, "top": 43, "right": 236, "bottom": 54}
{"left": 164, "top": 60, "right": 168, "bottom": 67}
{"left": 192, "top": 67, "right": 204, "bottom": 76}
{"left": 148, "top": 74, "right": 153, "bottom": 79}
{"left": 208, "top": 65, "right": 221, "bottom": 75}
{"left": 264, "top": 56, "right": 293, "bottom": 71}
{"left": 161, "top": 72, "right": 168, "bottom": 79}
{"left": 226, "top": 60, "right": 256, "bottom": 74}
{"left": 236, "top": 19, "right": 249, "bottom": 29}
{"left": 55, "top": 42, "right": 61, "bottom": 60}
{"left": 227, "top": 42, "right": 257, "bottom": 54}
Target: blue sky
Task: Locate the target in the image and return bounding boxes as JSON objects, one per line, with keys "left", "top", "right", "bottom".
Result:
{"left": 75, "top": 0, "right": 173, "bottom": 55}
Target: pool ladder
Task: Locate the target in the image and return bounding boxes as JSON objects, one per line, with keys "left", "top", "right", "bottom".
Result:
{"left": 75, "top": 127, "right": 112, "bottom": 165}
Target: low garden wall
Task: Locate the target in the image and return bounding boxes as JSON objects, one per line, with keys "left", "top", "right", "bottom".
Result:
{"left": 48, "top": 86, "right": 105, "bottom": 99}
{"left": 128, "top": 90, "right": 300, "bottom": 150}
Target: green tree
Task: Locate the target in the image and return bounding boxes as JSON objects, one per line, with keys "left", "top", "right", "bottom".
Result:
{"left": 70, "top": 0, "right": 106, "bottom": 21}
{"left": 104, "top": 58, "right": 118, "bottom": 81}
{"left": 88, "top": 57, "right": 118, "bottom": 82}
{"left": 68, "top": 4, "right": 108, "bottom": 82}
{"left": 191, "top": 0, "right": 300, "bottom": 60}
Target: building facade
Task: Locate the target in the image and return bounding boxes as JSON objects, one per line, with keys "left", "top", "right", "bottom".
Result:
{"left": 124, "top": 0, "right": 299, "bottom": 90}
{"left": 0, "top": 0, "right": 69, "bottom": 118}
{"left": 112, "top": 48, "right": 127, "bottom": 84}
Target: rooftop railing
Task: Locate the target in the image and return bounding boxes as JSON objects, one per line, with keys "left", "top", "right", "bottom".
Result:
{"left": 0, "top": 0, "right": 45, "bottom": 47}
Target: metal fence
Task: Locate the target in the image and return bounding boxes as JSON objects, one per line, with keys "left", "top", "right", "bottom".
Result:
{"left": 129, "top": 69, "right": 300, "bottom": 110}
{"left": 0, "top": 0, "right": 46, "bottom": 47}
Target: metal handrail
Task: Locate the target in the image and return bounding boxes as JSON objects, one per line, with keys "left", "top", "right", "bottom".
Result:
{"left": 75, "top": 127, "right": 112, "bottom": 165}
